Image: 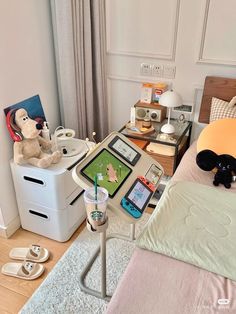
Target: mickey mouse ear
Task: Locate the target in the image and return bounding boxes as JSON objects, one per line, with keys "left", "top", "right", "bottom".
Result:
{"left": 196, "top": 149, "right": 217, "bottom": 171}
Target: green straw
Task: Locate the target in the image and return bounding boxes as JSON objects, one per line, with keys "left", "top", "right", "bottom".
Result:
{"left": 94, "top": 174, "right": 98, "bottom": 202}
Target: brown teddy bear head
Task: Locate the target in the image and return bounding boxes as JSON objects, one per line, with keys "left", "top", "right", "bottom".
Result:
{"left": 15, "top": 108, "right": 42, "bottom": 139}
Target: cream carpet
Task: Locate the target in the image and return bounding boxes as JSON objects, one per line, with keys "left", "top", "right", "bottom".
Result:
{"left": 20, "top": 211, "right": 150, "bottom": 314}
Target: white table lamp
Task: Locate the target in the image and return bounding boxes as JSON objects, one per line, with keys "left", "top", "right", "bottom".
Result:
{"left": 159, "top": 90, "right": 182, "bottom": 134}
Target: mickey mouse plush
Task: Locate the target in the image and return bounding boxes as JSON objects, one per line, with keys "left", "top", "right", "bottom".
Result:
{"left": 196, "top": 150, "right": 236, "bottom": 189}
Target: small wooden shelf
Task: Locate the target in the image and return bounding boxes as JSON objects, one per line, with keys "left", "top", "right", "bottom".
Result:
{"left": 128, "top": 138, "right": 149, "bottom": 150}
{"left": 119, "top": 117, "right": 192, "bottom": 177}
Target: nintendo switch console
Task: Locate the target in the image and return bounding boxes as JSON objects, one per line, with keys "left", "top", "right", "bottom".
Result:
{"left": 121, "top": 176, "right": 155, "bottom": 219}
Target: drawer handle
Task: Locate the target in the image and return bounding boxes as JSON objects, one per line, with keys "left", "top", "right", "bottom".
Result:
{"left": 23, "top": 176, "right": 44, "bottom": 185}
{"left": 29, "top": 210, "right": 48, "bottom": 219}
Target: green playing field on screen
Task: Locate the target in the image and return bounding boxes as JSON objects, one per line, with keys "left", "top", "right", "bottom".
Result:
{"left": 81, "top": 149, "right": 132, "bottom": 197}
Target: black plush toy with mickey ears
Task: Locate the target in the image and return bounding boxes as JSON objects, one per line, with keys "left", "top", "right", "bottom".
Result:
{"left": 196, "top": 150, "right": 236, "bottom": 189}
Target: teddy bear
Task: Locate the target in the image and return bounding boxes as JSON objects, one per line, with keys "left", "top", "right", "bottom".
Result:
{"left": 196, "top": 149, "right": 236, "bottom": 189}
{"left": 13, "top": 108, "right": 62, "bottom": 168}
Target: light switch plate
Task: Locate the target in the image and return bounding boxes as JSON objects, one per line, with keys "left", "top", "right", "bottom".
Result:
{"left": 140, "top": 63, "right": 152, "bottom": 76}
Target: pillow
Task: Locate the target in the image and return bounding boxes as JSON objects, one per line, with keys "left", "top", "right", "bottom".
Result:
{"left": 210, "top": 96, "right": 236, "bottom": 123}
{"left": 197, "top": 118, "right": 236, "bottom": 158}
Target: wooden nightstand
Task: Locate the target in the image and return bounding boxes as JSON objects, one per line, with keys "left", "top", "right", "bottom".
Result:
{"left": 119, "top": 119, "right": 192, "bottom": 177}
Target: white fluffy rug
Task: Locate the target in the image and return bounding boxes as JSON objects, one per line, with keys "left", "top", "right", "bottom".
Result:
{"left": 20, "top": 211, "right": 150, "bottom": 314}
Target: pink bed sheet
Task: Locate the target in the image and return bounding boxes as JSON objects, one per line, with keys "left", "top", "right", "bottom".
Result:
{"left": 106, "top": 142, "right": 236, "bottom": 314}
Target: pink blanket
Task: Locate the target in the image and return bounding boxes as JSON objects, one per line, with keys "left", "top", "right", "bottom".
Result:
{"left": 106, "top": 142, "right": 236, "bottom": 314}
{"left": 106, "top": 248, "right": 236, "bottom": 314}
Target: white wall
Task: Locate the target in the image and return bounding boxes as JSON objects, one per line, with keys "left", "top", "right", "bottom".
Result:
{"left": 106, "top": 0, "right": 236, "bottom": 139}
{"left": 0, "top": 0, "right": 59, "bottom": 233}
{"left": 1, "top": 0, "right": 235, "bottom": 234}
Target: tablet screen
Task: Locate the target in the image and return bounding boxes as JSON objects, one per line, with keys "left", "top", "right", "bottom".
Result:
{"left": 81, "top": 149, "right": 132, "bottom": 198}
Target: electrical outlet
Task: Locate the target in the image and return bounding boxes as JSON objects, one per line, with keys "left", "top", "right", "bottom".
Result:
{"left": 140, "top": 63, "right": 152, "bottom": 76}
{"left": 152, "top": 64, "right": 163, "bottom": 77}
{"left": 163, "top": 65, "right": 176, "bottom": 79}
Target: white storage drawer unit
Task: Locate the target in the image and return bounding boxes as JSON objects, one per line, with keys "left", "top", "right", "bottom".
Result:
{"left": 10, "top": 151, "right": 87, "bottom": 242}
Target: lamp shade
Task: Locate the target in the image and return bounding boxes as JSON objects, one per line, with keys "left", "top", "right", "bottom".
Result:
{"left": 159, "top": 90, "right": 183, "bottom": 134}
{"left": 159, "top": 90, "right": 182, "bottom": 108}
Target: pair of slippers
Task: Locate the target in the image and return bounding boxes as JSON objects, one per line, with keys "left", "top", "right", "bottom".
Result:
{"left": 1, "top": 244, "right": 50, "bottom": 280}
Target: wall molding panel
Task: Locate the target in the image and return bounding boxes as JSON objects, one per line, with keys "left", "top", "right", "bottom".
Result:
{"left": 106, "top": 0, "right": 180, "bottom": 60}
{"left": 106, "top": 0, "right": 236, "bottom": 132}
{"left": 197, "top": 0, "right": 236, "bottom": 66}
{"left": 107, "top": 76, "right": 142, "bottom": 132}
{"left": 108, "top": 75, "right": 171, "bottom": 85}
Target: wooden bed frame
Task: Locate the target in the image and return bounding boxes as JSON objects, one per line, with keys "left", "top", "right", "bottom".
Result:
{"left": 199, "top": 76, "right": 236, "bottom": 124}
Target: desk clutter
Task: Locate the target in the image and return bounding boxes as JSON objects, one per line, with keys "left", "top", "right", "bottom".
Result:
{"left": 121, "top": 113, "right": 192, "bottom": 177}
{"left": 140, "top": 82, "right": 168, "bottom": 104}
{"left": 72, "top": 132, "right": 164, "bottom": 223}
{"left": 126, "top": 120, "right": 155, "bottom": 135}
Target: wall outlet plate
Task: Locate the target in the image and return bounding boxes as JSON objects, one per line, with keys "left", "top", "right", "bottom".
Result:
{"left": 152, "top": 64, "right": 163, "bottom": 77}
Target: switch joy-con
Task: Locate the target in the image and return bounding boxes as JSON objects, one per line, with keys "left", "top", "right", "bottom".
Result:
{"left": 137, "top": 175, "right": 156, "bottom": 192}
{"left": 121, "top": 197, "right": 142, "bottom": 219}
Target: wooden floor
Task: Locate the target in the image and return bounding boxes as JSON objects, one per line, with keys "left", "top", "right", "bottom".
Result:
{"left": 0, "top": 221, "right": 86, "bottom": 314}
{"left": 0, "top": 207, "right": 153, "bottom": 314}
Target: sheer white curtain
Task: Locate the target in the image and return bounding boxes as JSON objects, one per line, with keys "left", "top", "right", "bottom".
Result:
{"left": 50, "top": 0, "right": 108, "bottom": 141}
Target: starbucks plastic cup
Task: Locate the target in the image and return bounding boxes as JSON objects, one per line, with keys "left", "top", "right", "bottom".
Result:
{"left": 83, "top": 187, "right": 109, "bottom": 230}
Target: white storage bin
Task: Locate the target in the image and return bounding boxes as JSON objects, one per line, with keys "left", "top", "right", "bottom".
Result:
{"left": 10, "top": 159, "right": 80, "bottom": 209}
{"left": 17, "top": 193, "right": 85, "bottom": 242}
{"left": 10, "top": 144, "right": 88, "bottom": 241}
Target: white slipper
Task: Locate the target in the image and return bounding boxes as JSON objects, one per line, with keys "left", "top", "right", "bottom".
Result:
{"left": 9, "top": 245, "right": 50, "bottom": 263}
{"left": 1, "top": 261, "right": 45, "bottom": 280}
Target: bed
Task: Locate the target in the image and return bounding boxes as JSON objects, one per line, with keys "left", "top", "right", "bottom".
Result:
{"left": 106, "top": 77, "right": 236, "bottom": 314}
